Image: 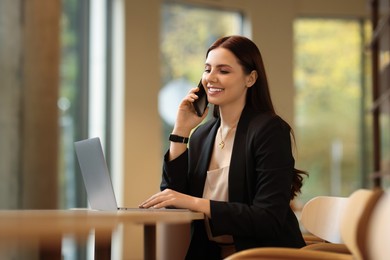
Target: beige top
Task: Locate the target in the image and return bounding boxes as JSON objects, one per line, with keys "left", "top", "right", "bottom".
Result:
{"left": 203, "top": 166, "right": 230, "bottom": 202}
{"left": 202, "top": 125, "right": 237, "bottom": 244}
{"left": 203, "top": 166, "right": 234, "bottom": 244}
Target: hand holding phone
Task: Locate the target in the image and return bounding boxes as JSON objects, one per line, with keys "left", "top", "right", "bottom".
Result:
{"left": 193, "top": 80, "right": 208, "bottom": 117}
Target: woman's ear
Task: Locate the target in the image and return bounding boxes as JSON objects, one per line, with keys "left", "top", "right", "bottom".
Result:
{"left": 246, "top": 70, "right": 258, "bottom": 88}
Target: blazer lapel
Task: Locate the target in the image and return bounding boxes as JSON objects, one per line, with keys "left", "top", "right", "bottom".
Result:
{"left": 228, "top": 107, "right": 253, "bottom": 203}
{"left": 191, "top": 119, "right": 220, "bottom": 198}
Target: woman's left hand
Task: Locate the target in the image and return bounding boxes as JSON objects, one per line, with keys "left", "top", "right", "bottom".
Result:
{"left": 139, "top": 189, "right": 211, "bottom": 217}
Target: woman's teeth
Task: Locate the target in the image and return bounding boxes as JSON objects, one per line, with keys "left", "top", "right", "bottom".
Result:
{"left": 208, "top": 88, "right": 223, "bottom": 93}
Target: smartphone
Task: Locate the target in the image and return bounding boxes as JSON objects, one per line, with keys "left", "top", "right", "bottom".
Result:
{"left": 193, "top": 80, "right": 208, "bottom": 117}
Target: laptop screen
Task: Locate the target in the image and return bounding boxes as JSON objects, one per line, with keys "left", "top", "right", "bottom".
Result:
{"left": 74, "top": 137, "right": 118, "bottom": 211}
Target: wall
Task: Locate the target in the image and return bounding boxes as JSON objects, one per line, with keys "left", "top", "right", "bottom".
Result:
{"left": 0, "top": 1, "right": 60, "bottom": 258}
{"left": 0, "top": 0, "right": 60, "bottom": 210}
{"left": 122, "top": 0, "right": 162, "bottom": 258}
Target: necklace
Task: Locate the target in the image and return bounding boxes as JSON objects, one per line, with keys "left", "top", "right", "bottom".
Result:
{"left": 218, "top": 125, "right": 236, "bottom": 149}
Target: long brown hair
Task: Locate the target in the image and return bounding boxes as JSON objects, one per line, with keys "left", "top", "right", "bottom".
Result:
{"left": 206, "top": 35, "right": 307, "bottom": 199}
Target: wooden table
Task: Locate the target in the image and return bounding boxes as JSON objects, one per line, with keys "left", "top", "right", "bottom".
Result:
{"left": 0, "top": 209, "right": 204, "bottom": 260}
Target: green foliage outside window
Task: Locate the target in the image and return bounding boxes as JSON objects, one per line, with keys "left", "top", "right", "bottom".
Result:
{"left": 294, "top": 19, "right": 371, "bottom": 203}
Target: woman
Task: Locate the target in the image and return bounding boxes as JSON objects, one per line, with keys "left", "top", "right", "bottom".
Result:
{"left": 140, "top": 35, "right": 307, "bottom": 259}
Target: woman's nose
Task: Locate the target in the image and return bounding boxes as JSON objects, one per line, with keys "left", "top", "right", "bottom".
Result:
{"left": 205, "top": 71, "right": 217, "bottom": 83}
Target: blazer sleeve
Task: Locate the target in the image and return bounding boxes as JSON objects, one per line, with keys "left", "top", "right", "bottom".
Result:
{"left": 160, "top": 119, "right": 217, "bottom": 195}
{"left": 160, "top": 149, "right": 189, "bottom": 193}
{"left": 209, "top": 116, "right": 295, "bottom": 241}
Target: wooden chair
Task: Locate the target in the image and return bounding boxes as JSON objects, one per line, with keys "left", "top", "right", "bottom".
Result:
{"left": 336, "top": 188, "right": 376, "bottom": 260}
{"left": 224, "top": 189, "right": 378, "bottom": 260}
{"left": 301, "top": 189, "right": 373, "bottom": 254}
{"left": 224, "top": 247, "right": 352, "bottom": 260}
{"left": 360, "top": 189, "right": 389, "bottom": 260}
{"left": 300, "top": 194, "right": 348, "bottom": 244}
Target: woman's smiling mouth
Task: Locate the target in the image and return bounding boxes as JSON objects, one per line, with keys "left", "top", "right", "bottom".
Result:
{"left": 208, "top": 87, "right": 224, "bottom": 93}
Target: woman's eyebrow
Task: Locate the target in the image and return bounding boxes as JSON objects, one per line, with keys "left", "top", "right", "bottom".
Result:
{"left": 204, "top": 63, "right": 233, "bottom": 68}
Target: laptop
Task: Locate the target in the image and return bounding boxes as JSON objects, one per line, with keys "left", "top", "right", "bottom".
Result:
{"left": 75, "top": 137, "right": 188, "bottom": 212}
{"left": 74, "top": 137, "right": 127, "bottom": 211}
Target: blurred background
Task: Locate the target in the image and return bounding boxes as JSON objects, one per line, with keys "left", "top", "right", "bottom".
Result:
{"left": 1, "top": 0, "right": 389, "bottom": 259}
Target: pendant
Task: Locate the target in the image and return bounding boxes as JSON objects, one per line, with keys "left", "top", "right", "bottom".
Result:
{"left": 218, "top": 141, "right": 225, "bottom": 149}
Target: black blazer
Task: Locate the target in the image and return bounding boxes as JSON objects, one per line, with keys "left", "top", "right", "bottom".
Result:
{"left": 161, "top": 106, "right": 305, "bottom": 259}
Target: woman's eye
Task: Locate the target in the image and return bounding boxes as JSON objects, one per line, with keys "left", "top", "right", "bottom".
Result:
{"left": 220, "top": 70, "right": 229, "bottom": 74}
{"left": 204, "top": 69, "right": 211, "bottom": 73}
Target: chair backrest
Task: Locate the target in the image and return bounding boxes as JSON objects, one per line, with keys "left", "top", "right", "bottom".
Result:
{"left": 364, "top": 189, "right": 389, "bottom": 260}
{"left": 300, "top": 195, "right": 348, "bottom": 243}
{"left": 339, "top": 189, "right": 374, "bottom": 260}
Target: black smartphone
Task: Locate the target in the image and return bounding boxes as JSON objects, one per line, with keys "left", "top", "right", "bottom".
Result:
{"left": 193, "top": 80, "right": 208, "bottom": 117}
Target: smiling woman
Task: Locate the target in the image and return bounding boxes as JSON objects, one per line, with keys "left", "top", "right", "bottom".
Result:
{"left": 141, "top": 35, "right": 308, "bottom": 259}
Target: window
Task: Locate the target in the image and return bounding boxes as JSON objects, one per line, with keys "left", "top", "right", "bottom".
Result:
{"left": 294, "top": 18, "right": 371, "bottom": 202}
{"left": 59, "top": 0, "right": 89, "bottom": 210}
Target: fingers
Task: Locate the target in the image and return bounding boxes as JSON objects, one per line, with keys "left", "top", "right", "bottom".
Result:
{"left": 139, "top": 189, "right": 173, "bottom": 209}
{"left": 185, "top": 87, "right": 200, "bottom": 102}
{"left": 139, "top": 194, "right": 161, "bottom": 208}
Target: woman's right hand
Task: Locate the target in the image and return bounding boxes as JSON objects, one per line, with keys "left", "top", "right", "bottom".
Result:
{"left": 172, "top": 86, "right": 209, "bottom": 136}
{"left": 167, "top": 87, "right": 209, "bottom": 161}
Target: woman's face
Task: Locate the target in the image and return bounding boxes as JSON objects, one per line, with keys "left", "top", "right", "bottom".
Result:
{"left": 202, "top": 47, "right": 256, "bottom": 109}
